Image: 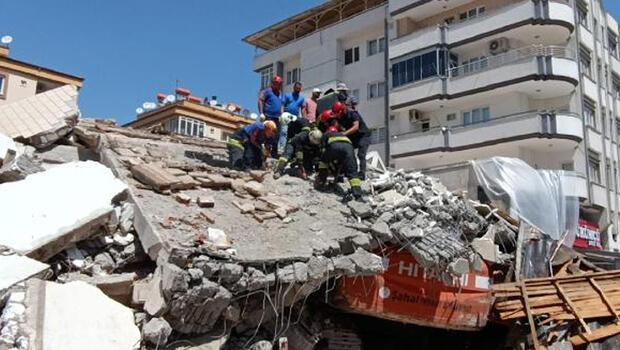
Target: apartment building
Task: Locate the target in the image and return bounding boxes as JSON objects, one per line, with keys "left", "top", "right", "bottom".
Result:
{"left": 388, "top": 0, "right": 620, "bottom": 251}
{"left": 0, "top": 44, "right": 83, "bottom": 104}
{"left": 245, "top": 0, "right": 620, "bottom": 251}
{"left": 124, "top": 90, "right": 251, "bottom": 141}
{"left": 243, "top": 0, "right": 390, "bottom": 157}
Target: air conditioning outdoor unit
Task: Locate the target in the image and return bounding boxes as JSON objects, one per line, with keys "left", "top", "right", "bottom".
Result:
{"left": 489, "top": 37, "right": 510, "bottom": 55}
{"left": 408, "top": 109, "right": 421, "bottom": 122}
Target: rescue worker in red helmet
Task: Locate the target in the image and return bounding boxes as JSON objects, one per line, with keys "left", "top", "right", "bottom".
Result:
{"left": 332, "top": 101, "right": 371, "bottom": 180}
{"left": 227, "top": 120, "right": 277, "bottom": 170}
{"left": 315, "top": 111, "right": 363, "bottom": 201}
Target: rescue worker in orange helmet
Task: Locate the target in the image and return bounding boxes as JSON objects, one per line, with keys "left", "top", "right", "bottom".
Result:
{"left": 227, "top": 120, "right": 277, "bottom": 170}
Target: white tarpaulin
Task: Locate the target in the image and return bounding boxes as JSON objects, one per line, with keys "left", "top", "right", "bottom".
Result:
{"left": 472, "top": 157, "right": 578, "bottom": 244}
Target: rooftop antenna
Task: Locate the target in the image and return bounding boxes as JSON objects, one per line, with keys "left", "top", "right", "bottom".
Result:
{"left": 1, "top": 35, "right": 13, "bottom": 46}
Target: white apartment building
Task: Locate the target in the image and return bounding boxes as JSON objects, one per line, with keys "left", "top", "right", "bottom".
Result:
{"left": 244, "top": 0, "right": 620, "bottom": 251}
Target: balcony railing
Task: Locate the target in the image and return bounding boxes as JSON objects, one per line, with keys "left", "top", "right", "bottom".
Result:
{"left": 448, "top": 45, "right": 575, "bottom": 78}
{"left": 392, "top": 109, "right": 577, "bottom": 142}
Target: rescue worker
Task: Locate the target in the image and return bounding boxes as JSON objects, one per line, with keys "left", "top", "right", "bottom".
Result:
{"left": 258, "top": 75, "right": 284, "bottom": 157}
{"left": 332, "top": 101, "right": 371, "bottom": 180}
{"left": 227, "top": 120, "right": 277, "bottom": 171}
{"left": 315, "top": 110, "right": 363, "bottom": 201}
{"left": 275, "top": 126, "right": 322, "bottom": 179}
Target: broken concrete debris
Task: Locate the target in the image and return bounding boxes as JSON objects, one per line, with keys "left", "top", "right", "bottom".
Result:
{"left": 0, "top": 116, "right": 593, "bottom": 349}
{"left": 0, "top": 85, "right": 80, "bottom": 149}
{"left": 0, "top": 161, "right": 127, "bottom": 260}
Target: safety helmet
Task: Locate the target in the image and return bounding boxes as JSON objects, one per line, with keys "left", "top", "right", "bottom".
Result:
{"left": 263, "top": 120, "right": 277, "bottom": 138}
{"left": 332, "top": 101, "right": 347, "bottom": 116}
{"left": 272, "top": 75, "right": 283, "bottom": 85}
{"left": 308, "top": 129, "right": 323, "bottom": 145}
{"left": 319, "top": 110, "right": 335, "bottom": 124}
{"left": 279, "top": 112, "right": 297, "bottom": 126}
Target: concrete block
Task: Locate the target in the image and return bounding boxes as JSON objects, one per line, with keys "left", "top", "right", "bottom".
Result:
{"left": 243, "top": 181, "right": 268, "bottom": 197}
{"left": 197, "top": 196, "right": 215, "bottom": 208}
{"left": 0, "top": 161, "right": 127, "bottom": 260}
{"left": 471, "top": 238, "right": 499, "bottom": 263}
{"left": 24, "top": 279, "right": 141, "bottom": 350}
{"left": 0, "top": 254, "right": 49, "bottom": 293}
{"left": 175, "top": 193, "right": 192, "bottom": 205}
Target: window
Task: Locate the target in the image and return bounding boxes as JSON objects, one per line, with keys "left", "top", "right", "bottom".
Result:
{"left": 370, "top": 127, "right": 387, "bottom": 144}
{"left": 580, "top": 48, "right": 592, "bottom": 77}
{"left": 392, "top": 49, "right": 445, "bottom": 88}
{"left": 259, "top": 66, "right": 273, "bottom": 90}
{"left": 446, "top": 113, "right": 456, "bottom": 121}
{"left": 561, "top": 162, "right": 574, "bottom": 171}
{"left": 367, "top": 37, "right": 385, "bottom": 56}
{"left": 368, "top": 81, "right": 386, "bottom": 99}
{"left": 583, "top": 98, "right": 597, "bottom": 129}
{"left": 613, "top": 74, "right": 620, "bottom": 98}
{"left": 444, "top": 17, "right": 455, "bottom": 25}
{"left": 0, "top": 74, "right": 5, "bottom": 97}
{"left": 175, "top": 117, "right": 207, "bottom": 138}
{"left": 609, "top": 30, "right": 618, "bottom": 58}
{"left": 463, "top": 107, "right": 490, "bottom": 126}
{"left": 458, "top": 6, "right": 486, "bottom": 23}
{"left": 286, "top": 68, "right": 300, "bottom": 85}
{"left": 607, "top": 158, "right": 613, "bottom": 188}
{"left": 345, "top": 47, "right": 360, "bottom": 65}
{"left": 577, "top": 0, "right": 589, "bottom": 29}
{"left": 588, "top": 151, "right": 601, "bottom": 183}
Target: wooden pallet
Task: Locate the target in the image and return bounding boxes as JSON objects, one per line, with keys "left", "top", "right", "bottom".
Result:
{"left": 493, "top": 270, "right": 620, "bottom": 347}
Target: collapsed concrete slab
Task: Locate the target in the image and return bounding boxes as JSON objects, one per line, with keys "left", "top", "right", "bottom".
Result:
{"left": 0, "top": 85, "right": 80, "bottom": 148}
{"left": 24, "top": 279, "right": 141, "bottom": 350}
{"left": 0, "top": 161, "right": 128, "bottom": 260}
{"left": 0, "top": 253, "right": 49, "bottom": 293}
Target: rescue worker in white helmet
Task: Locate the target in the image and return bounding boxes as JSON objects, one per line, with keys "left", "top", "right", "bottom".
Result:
{"left": 275, "top": 124, "right": 322, "bottom": 179}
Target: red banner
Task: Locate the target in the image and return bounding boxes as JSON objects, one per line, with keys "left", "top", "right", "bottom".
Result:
{"left": 332, "top": 248, "right": 493, "bottom": 331}
{"left": 574, "top": 220, "right": 602, "bottom": 250}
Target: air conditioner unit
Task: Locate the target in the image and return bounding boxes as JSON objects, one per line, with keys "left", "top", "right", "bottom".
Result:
{"left": 408, "top": 109, "right": 422, "bottom": 122}
{"left": 489, "top": 37, "right": 510, "bottom": 55}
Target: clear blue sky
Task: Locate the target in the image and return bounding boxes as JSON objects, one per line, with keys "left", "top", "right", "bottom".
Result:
{"left": 0, "top": 0, "right": 321, "bottom": 125}
{"left": 0, "top": 1, "right": 619, "bottom": 125}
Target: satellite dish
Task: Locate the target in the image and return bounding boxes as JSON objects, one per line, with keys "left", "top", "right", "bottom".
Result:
{"left": 142, "top": 102, "right": 157, "bottom": 110}
{"left": 1, "top": 36, "right": 13, "bottom": 45}
{"left": 136, "top": 107, "right": 144, "bottom": 114}
{"left": 250, "top": 113, "right": 258, "bottom": 120}
{"left": 165, "top": 95, "right": 176, "bottom": 103}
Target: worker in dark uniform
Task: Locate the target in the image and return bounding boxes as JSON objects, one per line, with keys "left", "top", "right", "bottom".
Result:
{"left": 227, "top": 120, "right": 277, "bottom": 170}
{"left": 315, "top": 110, "right": 363, "bottom": 201}
{"left": 332, "top": 101, "right": 371, "bottom": 180}
{"left": 275, "top": 126, "right": 322, "bottom": 179}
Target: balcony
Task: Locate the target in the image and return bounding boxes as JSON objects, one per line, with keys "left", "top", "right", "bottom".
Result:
{"left": 561, "top": 172, "right": 589, "bottom": 199}
{"left": 391, "top": 111, "right": 583, "bottom": 158}
{"left": 391, "top": 45, "right": 579, "bottom": 109}
{"left": 390, "top": 0, "right": 574, "bottom": 59}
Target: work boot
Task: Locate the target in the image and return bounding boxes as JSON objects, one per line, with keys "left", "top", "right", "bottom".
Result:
{"left": 351, "top": 186, "right": 363, "bottom": 200}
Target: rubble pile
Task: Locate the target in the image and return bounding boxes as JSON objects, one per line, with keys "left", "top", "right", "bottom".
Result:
{"left": 0, "top": 111, "right": 578, "bottom": 349}
{"left": 356, "top": 170, "right": 495, "bottom": 280}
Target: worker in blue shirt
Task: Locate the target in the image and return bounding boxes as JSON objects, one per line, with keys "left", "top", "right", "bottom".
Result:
{"left": 227, "top": 120, "right": 277, "bottom": 170}
{"left": 283, "top": 81, "right": 307, "bottom": 141}
{"left": 258, "top": 75, "right": 284, "bottom": 157}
